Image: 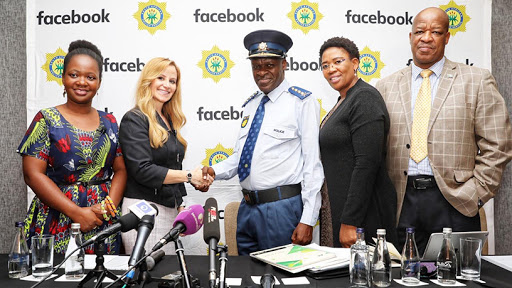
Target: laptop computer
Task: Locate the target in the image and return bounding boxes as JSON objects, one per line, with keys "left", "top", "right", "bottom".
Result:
{"left": 421, "top": 231, "right": 488, "bottom": 261}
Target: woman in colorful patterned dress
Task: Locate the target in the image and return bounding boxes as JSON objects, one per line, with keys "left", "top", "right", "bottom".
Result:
{"left": 17, "top": 40, "right": 127, "bottom": 254}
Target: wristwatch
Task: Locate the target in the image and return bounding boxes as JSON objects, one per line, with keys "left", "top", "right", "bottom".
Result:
{"left": 187, "top": 171, "right": 192, "bottom": 183}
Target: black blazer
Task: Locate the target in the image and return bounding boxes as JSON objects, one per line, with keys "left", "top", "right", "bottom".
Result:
{"left": 119, "top": 108, "right": 186, "bottom": 208}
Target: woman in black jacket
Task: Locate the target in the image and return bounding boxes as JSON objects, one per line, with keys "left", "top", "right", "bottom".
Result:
{"left": 319, "top": 37, "right": 397, "bottom": 247}
{"left": 119, "top": 57, "right": 212, "bottom": 254}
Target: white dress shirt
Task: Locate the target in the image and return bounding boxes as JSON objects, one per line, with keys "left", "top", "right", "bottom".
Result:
{"left": 213, "top": 79, "right": 324, "bottom": 226}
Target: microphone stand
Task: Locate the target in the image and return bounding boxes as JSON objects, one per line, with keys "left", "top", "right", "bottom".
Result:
{"left": 208, "top": 239, "right": 217, "bottom": 288}
{"left": 217, "top": 244, "right": 228, "bottom": 288}
{"left": 78, "top": 241, "right": 118, "bottom": 288}
{"left": 136, "top": 253, "right": 151, "bottom": 288}
{"left": 175, "top": 239, "right": 192, "bottom": 288}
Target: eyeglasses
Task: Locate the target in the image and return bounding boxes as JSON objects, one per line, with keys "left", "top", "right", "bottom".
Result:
{"left": 321, "top": 59, "right": 347, "bottom": 71}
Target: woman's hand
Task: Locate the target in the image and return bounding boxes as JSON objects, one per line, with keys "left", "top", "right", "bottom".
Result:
{"left": 190, "top": 166, "right": 213, "bottom": 187}
{"left": 339, "top": 223, "right": 357, "bottom": 248}
{"left": 191, "top": 166, "right": 215, "bottom": 192}
{"left": 91, "top": 203, "right": 104, "bottom": 219}
{"left": 91, "top": 201, "right": 116, "bottom": 221}
{"left": 71, "top": 207, "right": 104, "bottom": 232}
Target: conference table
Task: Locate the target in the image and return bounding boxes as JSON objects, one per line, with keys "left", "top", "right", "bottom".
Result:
{"left": 1, "top": 254, "right": 511, "bottom": 287}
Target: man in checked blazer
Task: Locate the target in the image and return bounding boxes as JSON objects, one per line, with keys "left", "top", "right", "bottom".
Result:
{"left": 376, "top": 7, "right": 512, "bottom": 254}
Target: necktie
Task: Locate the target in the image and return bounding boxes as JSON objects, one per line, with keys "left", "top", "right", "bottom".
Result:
{"left": 238, "top": 95, "right": 270, "bottom": 182}
{"left": 410, "top": 69, "right": 433, "bottom": 163}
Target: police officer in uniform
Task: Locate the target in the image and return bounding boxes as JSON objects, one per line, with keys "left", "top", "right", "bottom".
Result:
{"left": 199, "top": 29, "right": 324, "bottom": 255}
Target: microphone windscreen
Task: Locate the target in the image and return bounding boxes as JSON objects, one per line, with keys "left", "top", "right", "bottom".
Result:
{"left": 150, "top": 249, "right": 165, "bottom": 260}
{"left": 150, "top": 203, "right": 159, "bottom": 216}
{"left": 203, "top": 198, "right": 220, "bottom": 242}
{"left": 118, "top": 212, "right": 140, "bottom": 232}
{"left": 173, "top": 204, "right": 204, "bottom": 235}
{"left": 146, "top": 249, "right": 165, "bottom": 270}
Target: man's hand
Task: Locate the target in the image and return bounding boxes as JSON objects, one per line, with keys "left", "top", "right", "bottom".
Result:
{"left": 339, "top": 223, "right": 357, "bottom": 248}
{"left": 192, "top": 166, "right": 216, "bottom": 192}
{"left": 291, "top": 223, "right": 313, "bottom": 245}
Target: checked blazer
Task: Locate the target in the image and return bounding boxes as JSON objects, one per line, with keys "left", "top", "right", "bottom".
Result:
{"left": 376, "top": 58, "right": 512, "bottom": 222}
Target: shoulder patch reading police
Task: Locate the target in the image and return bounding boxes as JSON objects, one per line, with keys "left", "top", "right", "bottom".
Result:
{"left": 288, "top": 86, "right": 311, "bottom": 100}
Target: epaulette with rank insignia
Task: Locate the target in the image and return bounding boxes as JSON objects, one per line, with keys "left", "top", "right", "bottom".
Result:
{"left": 242, "top": 91, "right": 261, "bottom": 107}
{"left": 288, "top": 86, "right": 311, "bottom": 100}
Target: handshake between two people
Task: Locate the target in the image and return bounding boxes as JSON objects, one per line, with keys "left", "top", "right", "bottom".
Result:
{"left": 189, "top": 166, "right": 216, "bottom": 192}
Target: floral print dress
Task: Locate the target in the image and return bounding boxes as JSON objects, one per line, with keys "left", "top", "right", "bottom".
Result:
{"left": 17, "top": 107, "right": 122, "bottom": 254}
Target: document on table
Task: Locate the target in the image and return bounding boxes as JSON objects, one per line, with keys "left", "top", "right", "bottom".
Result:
{"left": 250, "top": 244, "right": 337, "bottom": 273}
{"left": 304, "top": 243, "right": 350, "bottom": 273}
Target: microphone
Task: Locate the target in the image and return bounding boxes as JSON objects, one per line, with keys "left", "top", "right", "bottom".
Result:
{"left": 81, "top": 200, "right": 158, "bottom": 247}
{"left": 203, "top": 198, "right": 220, "bottom": 288}
{"left": 260, "top": 265, "right": 276, "bottom": 288}
{"left": 127, "top": 214, "right": 156, "bottom": 267}
{"left": 146, "top": 249, "right": 165, "bottom": 271}
{"left": 151, "top": 204, "right": 204, "bottom": 251}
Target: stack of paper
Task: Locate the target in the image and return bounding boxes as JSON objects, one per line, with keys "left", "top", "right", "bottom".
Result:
{"left": 250, "top": 244, "right": 339, "bottom": 273}
{"left": 304, "top": 244, "right": 350, "bottom": 273}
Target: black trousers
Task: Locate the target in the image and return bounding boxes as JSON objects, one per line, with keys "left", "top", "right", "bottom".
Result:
{"left": 397, "top": 176, "right": 481, "bottom": 257}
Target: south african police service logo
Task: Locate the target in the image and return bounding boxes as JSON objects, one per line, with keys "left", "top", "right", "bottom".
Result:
{"left": 241, "top": 115, "right": 250, "bottom": 128}
{"left": 287, "top": 0, "right": 323, "bottom": 34}
{"left": 133, "top": 0, "right": 170, "bottom": 35}
{"left": 202, "top": 144, "right": 233, "bottom": 167}
{"left": 41, "top": 47, "right": 67, "bottom": 86}
{"left": 141, "top": 5, "right": 164, "bottom": 27}
{"left": 440, "top": 1, "right": 471, "bottom": 36}
{"left": 294, "top": 5, "right": 316, "bottom": 28}
{"left": 357, "top": 46, "right": 385, "bottom": 83}
{"left": 359, "top": 54, "right": 378, "bottom": 77}
{"left": 205, "top": 53, "right": 227, "bottom": 76}
{"left": 197, "top": 46, "right": 235, "bottom": 83}
{"left": 49, "top": 56, "right": 65, "bottom": 78}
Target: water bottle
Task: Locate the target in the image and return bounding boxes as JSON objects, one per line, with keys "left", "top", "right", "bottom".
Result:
{"left": 371, "top": 229, "right": 392, "bottom": 287}
{"left": 355, "top": 227, "right": 366, "bottom": 246}
{"left": 401, "top": 227, "right": 420, "bottom": 283}
{"left": 65, "top": 223, "right": 85, "bottom": 279}
{"left": 350, "top": 228, "right": 370, "bottom": 287}
{"left": 8, "top": 221, "right": 30, "bottom": 278}
{"left": 436, "top": 227, "right": 456, "bottom": 284}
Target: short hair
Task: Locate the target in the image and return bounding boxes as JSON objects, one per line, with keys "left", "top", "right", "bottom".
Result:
{"left": 319, "top": 37, "right": 360, "bottom": 60}
{"left": 63, "top": 40, "right": 103, "bottom": 80}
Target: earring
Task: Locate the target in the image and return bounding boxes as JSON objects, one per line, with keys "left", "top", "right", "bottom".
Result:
{"left": 354, "top": 69, "right": 357, "bottom": 76}
{"left": 63, "top": 90, "right": 66, "bottom": 98}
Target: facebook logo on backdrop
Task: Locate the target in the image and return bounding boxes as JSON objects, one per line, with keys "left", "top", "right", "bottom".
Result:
{"left": 193, "top": 8, "right": 264, "bottom": 22}
{"left": 37, "top": 9, "right": 110, "bottom": 25}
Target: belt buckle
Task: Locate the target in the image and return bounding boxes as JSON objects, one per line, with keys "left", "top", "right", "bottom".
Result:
{"left": 244, "top": 192, "right": 259, "bottom": 205}
{"left": 244, "top": 193, "right": 252, "bottom": 204}
{"left": 413, "top": 177, "right": 431, "bottom": 190}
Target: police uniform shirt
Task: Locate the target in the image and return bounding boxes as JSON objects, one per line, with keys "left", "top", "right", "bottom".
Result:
{"left": 213, "top": 79, "right": 324, "bottom": 227}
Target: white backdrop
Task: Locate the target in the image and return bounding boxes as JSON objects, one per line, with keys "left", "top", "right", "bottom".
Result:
{"left": 26, "top": 0, "right": 494, "bottom": 254}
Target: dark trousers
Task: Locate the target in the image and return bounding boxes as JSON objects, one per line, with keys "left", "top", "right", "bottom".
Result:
{"left": 397, "top": 176, "right": 481, "bottom": 257}
{"left": 236, "top": 194, "right": 303, "bottom": 255}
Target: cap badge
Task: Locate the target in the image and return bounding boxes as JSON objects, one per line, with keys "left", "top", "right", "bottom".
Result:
{"left": 258, "top": 42, "right": 268, "bottom": 51}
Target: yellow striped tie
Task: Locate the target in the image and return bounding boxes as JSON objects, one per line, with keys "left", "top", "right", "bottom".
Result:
{"left": 410, "top": 69, "right": 433, "bottom": 163}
